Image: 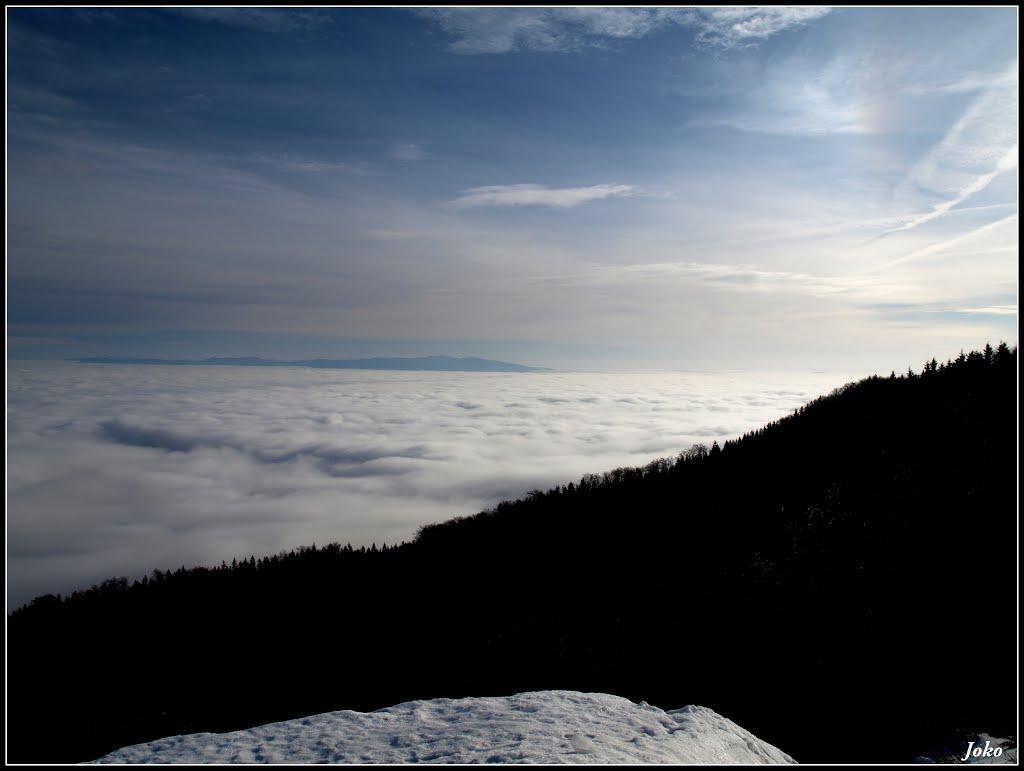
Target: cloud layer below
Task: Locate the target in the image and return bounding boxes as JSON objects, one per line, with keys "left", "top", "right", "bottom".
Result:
{"left": 7, "top": 362, "right": 860, "bottom": 608}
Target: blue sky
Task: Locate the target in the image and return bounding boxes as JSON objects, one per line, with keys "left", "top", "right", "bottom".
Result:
{"left": 6, "top": 7, "right": 1018, "bottom": 372}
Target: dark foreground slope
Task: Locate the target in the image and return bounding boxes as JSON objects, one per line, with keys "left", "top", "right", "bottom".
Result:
{"left": 8, "top": 345, "right": 1017, "bottom": 764}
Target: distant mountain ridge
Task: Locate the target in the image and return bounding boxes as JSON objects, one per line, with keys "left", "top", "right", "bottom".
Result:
{"left": 76, "top": 355, "right": 552, "bottom": 373}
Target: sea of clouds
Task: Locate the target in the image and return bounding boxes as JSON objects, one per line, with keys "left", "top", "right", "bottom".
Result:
{"left": 7, "top": 362, "right": 861, "bottom": 609}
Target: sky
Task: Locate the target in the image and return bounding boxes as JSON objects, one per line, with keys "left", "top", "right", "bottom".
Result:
{"left": 6, "top": 7, "right": 1018, "bottom": 373}
{"left": 92, "top": 690, "right": 798, "bottom": 764}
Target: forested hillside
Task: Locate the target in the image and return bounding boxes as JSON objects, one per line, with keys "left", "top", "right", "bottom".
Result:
{"left": 8, "top": 344, "right": 1017, "bottom": 764}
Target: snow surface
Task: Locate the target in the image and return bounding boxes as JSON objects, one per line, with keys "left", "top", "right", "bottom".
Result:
{"left": 90, "top": 690, "right": 797, "bottom": 764}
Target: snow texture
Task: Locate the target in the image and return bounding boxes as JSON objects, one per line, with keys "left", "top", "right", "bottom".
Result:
{"left": 90, "top": 690, "right": 797, "bottom": 764}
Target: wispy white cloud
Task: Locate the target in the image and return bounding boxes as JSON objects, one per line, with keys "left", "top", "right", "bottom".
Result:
{"left": 170, "top": 8, "right": 333, "bottom": 35}
{"left": 684, "top": 29, "right": 1015, "bottom": 141}
{"left": 366, "top": 228, "right": 418, "bottom": 241}
{"left": 7, "top": 85, "right": 84, "bottom": 121}
{"left": 414, "top": 7, "right": 829, "bottom": 55}
{"left": 886, "top": 145, "right": 1017, "bottom": 233}
{"left": 680, "top": 43, "right": 880, "bottom": 137}
{"left": 249, "top": 152, "right": 365, "bottom": 175}
{"left": 905, "top": 66, "right": 1018, "bottom": 96}
{"left": 890, "top": 65, "right": 1018, "bottom": 231}
{"left": 74, "top": 9, "right": 126, "bottom": 25}
{"left": 954, "top": 305, "right": 1017, "bottom": 315}
{"left": 691, "top": 7, "right": 832, "bottom": 49}
{"left": 414, "top": 8, "right": 683, "bottom": 54}
{"left": 583, "top": 260, "right": 911, "bottom": 303}
{"left": 391, "top": 142, "right": 428, "bottom": 161}
{"left": 880, "top": 213, "right": 1019, "bottom": 270}
{"left": 184, "top": 92, "right": 213, "bottom": 107}
{"left": 451, "top": 183, "right": 636, "bottom": 209}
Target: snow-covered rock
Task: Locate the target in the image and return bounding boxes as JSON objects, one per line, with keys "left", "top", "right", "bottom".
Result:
{"left": 90, "top": 690, "right": 797, "bottom": 764}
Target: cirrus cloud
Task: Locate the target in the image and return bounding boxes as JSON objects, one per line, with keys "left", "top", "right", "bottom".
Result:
{"left": 413, "top": 8, "right": 685, "bottom": 54}
{"left": 414, "top": 7, "right": 831, "bottom": 55}
{"left": 169, "top": 8, "right": 334, "bottom": 36}
{"left": 451, "top": 183, "right": 636, "bottom": 210}
{"left": 885, "top": 64, "right": 1018, "bottom": 233}
{"left": 693, "top": 7, "right": 832, "bottom": 48}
